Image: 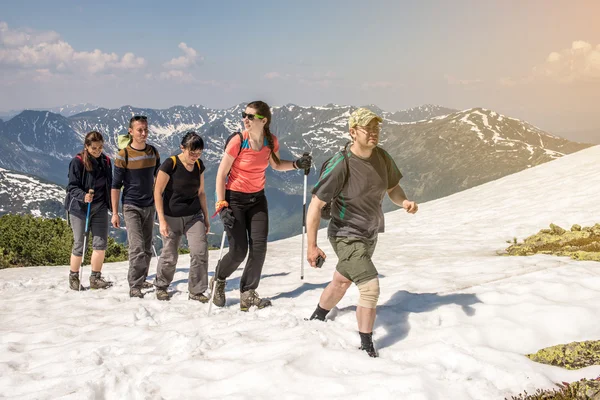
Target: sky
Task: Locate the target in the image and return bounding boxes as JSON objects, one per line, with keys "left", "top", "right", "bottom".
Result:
{"left": 1, "top": 145, "right": 599, "bottom": 398}
{"left": 1, "top": 0, "right": 599, "bottom": 139}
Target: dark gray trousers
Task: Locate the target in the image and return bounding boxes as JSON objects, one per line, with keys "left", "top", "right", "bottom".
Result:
{"left": 155, "top": 213, "right": 208, "bottom": 295}
{"left": 123, "top": 204, "right": 155, "bottom": 289}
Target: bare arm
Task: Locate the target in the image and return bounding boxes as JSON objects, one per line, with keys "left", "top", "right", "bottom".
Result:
{"left": 306, "top": 195, "right": 327, "bottom": 267}
{"left": 216, "top": 153, "right": 235, "bottom": 202}
{"left": 387, "top": 184, "right": 418, "bottom": 213}
{"left": 110, "top": 189, "right": 121, "bottom": 228}
{"left": 154, "top": 170, "right": 170, "bottom": 236}
{"left": 198, "top": 173, "right": 210, "bottom": 232}
{"left": 269, "top": 150, "right": 296, "bottom": 171}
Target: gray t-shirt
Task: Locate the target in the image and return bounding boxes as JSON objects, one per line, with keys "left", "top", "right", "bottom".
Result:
{"left": 312, "top": 146, "right": 402, "bottom": 239}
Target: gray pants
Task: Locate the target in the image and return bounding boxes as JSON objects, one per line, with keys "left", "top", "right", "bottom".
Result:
{"left": 123, "top": 204, "right": 155, "bottom": 289}
{"left": 155, "top": 213, "right": 208, "bottom": 295}
{"left": 70, "top": 203, "right": 108, "bottom": 256}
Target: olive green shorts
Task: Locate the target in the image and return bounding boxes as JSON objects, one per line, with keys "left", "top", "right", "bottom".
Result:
{"left": 328, "top": 236, "right": 378, "bottom": 285}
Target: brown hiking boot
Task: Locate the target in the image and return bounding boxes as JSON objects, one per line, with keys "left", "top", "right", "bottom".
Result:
{"left": 142, "top": 281, "right": 153, "bottom": 289}
{"left": 89, "top": 273, "right": 113, "bottom": 290}
{"left": 156, "top": 288, "right": 170, "bottom": 301}
{"left": 129, "top": 288, "right": 144, "bottom": 298}
{"left": 69, "top": 272, "right": 85, "bottom": 291}
{"left": 189, "top": 292, "right": 209, "bottom": 303}
{"left": 240, "top": 289, "right": 272, "bottom": 312}
{"left": 210, "top": 277, "right": 226, "bottom": 307}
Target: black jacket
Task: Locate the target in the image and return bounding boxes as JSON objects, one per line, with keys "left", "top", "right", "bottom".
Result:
{"left": 64, "top": 153, "right": 113, "bottom": 219}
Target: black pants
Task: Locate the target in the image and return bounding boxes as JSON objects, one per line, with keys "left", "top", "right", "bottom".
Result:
{"left": 217, "top": 190, "right": 268, "bottom": 292}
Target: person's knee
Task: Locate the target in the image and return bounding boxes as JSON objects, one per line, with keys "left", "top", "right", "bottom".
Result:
{"left": 331, "top": 277, "right": 352, "bottom": 292}
{"left": 357, "top": 278, "right": 380, "bottom": 309}
{"left": 92, "top": 239, "right": 107, "bottom": 252}
{"left": 229, "top": 242, "right": 248, "bottom": 262}
{"left": 72, "top": 248, "right": 84, "bottom": 257}
{"left": 72, "top": 240, "right": 84, "bottom": 257}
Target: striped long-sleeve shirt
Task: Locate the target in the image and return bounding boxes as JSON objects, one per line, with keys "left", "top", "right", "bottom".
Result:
{"left": 112, "top": 144, "right": 161, "bottom": 207}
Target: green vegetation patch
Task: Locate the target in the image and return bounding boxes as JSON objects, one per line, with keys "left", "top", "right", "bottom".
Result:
{"left": 0, "top": 214, "right": 128, "bottom": 268}
{"left": 527, "top": 341, "right": 600, "bottom": 370}
{"left": 508, "top": 377, "right": 600, "bottom": 400}
{"left": 504, "top": 223, "right": 600, "bottom": 262}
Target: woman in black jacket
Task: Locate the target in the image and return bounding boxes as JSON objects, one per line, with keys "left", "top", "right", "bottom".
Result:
{"left": 64, "top": 131, "right": 113, "bottom": 291}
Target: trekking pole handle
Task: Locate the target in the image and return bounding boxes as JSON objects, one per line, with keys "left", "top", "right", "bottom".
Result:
{"left": 303, "top": 152, "right": 310, "bottom": 176}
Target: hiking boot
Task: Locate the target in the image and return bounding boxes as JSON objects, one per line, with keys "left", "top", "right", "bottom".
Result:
{"left": 89, "top": 273, "right": 113, "bottom": 290}
{"left": 142, "top": 281, "right": 153, "bottom": 289}
{"left": 156, "top": 288, "right": 170, "bottom": 301}
{"left": 69, "top": 272, "right": 85, "bottom": 291}
{"left": 359, "top": 332, "right": 378, "bottom": 358}
{"left": 359, "top": 343, "right": 379, "bottom": 358}
{"left": 129, "top": 288, "right": 144, "bottom": 298}
{"left": 189, "top": 292, "right": 209, "bottom": 303}
{"left": 240, "top": 289, "right": 272, "bottom": 312}
{"left": 210, "top": 277, "right": 226, "bottom": 307}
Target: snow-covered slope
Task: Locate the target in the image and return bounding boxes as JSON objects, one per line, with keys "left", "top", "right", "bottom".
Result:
{"left": 0, "top": 145, "right": 598, "bottom": 399}
{"left": 0, "top": 168, "right": 64, "bottom": 218}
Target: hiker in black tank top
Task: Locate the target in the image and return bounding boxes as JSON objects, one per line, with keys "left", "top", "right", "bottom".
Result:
{"left": 153, "top": 132, "right": 211, "bottom": 302}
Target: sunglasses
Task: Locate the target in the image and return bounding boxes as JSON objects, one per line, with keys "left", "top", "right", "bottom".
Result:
{"left": 242, "top": 112, "right": 265, "bottom": 121}
{"left": 131, "top": 115, "right": 148, "bottom": 122}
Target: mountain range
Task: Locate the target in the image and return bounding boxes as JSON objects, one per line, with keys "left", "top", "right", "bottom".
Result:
{"left": 0, "top": 103, "right": 592, "bottom": 241}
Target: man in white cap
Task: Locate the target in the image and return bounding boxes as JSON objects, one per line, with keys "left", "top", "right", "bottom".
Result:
{"left": 306, "top": 107, "right": 418, "bottom": 358}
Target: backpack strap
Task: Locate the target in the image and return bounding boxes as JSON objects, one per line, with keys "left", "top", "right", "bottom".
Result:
{"left": 74, "top": 154, "right": 87, "bottom": 188}
{"left": 171, "top": 155, "right": 177, "bottom": 171}
{"left": 235, "top": 131, "right": 244, "bottom": 156}
{"left": 334, "top": 143, "right": 351, "bottom": 199}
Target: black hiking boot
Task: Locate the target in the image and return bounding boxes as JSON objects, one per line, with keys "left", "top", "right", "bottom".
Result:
{"left": 69, "top": 272, "right": 85, "bottom": 291}
{"left": 156, "top": 288, "right": 170, "bottom": 301}
{"left": 308, "top": 304, "right": 329, "bottom": 321}
{"left": 89, "top": 272, "right": 113, "bottom": 290}
{"left": 359, "top": 332, "right": 378, "bottom": 358}
{"left": 129, "top": 288, "right": 144, "bottom": 298}
{"left": 189, "top": 292, "right": 209, "bottom": 303}
{"left": 359, "top": 343, "right": 379, "bottom": 358}
{"left": 240, "top": 289, "right": 272, "bottom": 312}
{"left": 210, "top": 277, "right": 226, "bottom": 307}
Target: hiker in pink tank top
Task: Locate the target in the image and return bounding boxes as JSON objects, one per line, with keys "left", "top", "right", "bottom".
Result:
{"left": 212, "top": 100, "right": 313, "bottom": 311}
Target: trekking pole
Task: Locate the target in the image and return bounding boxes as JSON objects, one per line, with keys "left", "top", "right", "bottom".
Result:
{"left": 208, "top": 230, "right": 227, "bottom": 315}
{"left": 301, "top": 155, "right": 310, "bottom": 280}
{"left": 79, "top": 189, "right": 94, "bottom": 292}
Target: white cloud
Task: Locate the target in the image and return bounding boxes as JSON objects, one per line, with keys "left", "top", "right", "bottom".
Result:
{"left": 163, "top": 42, "right": 201, "bottom": 69}
{"left": 0, "top": 21, "right": 145, "bottom": 75}
{"left": 533, "top": 41, "right": 600, "bottom": 83}
{"left": 160, "top": 69, "right": 195, "bottom": 82}
{"left": 0, "top": 21, "right": 61, "bottom": 47}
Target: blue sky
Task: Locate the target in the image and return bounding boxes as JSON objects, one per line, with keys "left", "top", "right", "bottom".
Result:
{"left": 1, "top": 0, "right": 599, "bottom": 136}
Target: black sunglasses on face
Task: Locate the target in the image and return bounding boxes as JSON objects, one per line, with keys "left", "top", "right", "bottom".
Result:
{"left": 242, "top": 112, "right": 265, "bottom": 121}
